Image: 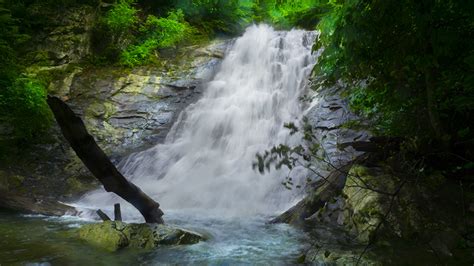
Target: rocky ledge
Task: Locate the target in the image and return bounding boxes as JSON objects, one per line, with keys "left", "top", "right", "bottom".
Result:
{"left": 77, "top": 221, "right": 204, "bottom": 252}
{"left": 0, "top": 37, "right": 231, "bottom": 209}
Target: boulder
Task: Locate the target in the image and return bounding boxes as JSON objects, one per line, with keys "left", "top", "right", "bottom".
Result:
{"left": 341, "top": 165, "right": 398, "bottom": 243}
{"left": 78, "top": 221, "right": 204, "bottom": 252}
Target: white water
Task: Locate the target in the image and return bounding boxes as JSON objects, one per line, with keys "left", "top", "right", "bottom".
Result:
{"left": 78, "top": 25, "right": 316, "bottom": 220}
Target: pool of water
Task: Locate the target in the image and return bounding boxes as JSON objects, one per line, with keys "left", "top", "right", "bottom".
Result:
{"left": 0, "top": 210, "right": 307, "bottom": 265}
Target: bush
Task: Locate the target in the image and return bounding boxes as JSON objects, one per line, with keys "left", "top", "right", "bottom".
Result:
{"left": 174, "top": 0, "right": 252, "bottom": 34}
{"left": 0, "top": 77, "right": 52, "bottom": 141}
{"left": 120, "top": 39, "right": 158, "bottom": 67}
{"left": 103, "top": 0, "right": 138, "bottom": 34}
{"left": 120, "top": 9, "right": 195, "bottom": 67}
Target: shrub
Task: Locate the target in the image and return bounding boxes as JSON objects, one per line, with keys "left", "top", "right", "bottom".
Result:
{"left": 120, "top": 9, "right": 195, "bottom": 67}
{"left": 141, "top": 9, "right": 192, "bottom": 48}
{"left": 120, "top": 39, "right": 158, "bottom": 67}
{"left": 0, "top": 77, "right": 52, "bottom": 141}
{"left": 103, "top": 0, "right": 138, "bottom": 34}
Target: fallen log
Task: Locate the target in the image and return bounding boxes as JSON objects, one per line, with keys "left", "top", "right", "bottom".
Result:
{"left": 47, "top": 96, "right": 164, "bottom": 224}
{"left": 97, "top": 209, "right": 111, "bottom": 221}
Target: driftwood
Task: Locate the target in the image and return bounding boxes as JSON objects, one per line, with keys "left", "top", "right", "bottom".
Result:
{"left": 97, "top": 209, "right": 111, "bottom": 221}
{"left": 47, "top": 96, "right": 164, "bottom": 224}
{"left": 114, "top": 203, "right": 122, "bottom": 221}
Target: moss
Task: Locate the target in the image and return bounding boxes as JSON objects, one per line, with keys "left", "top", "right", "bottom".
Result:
{"left": 0, "top": 170, "right": 9, "bottom": 190}
{"left": 84, "top": 100, "right": 117, "bottom": 121}
{"left": 77, "top": 222, "right": 203, "bottom": 252}
{"left": 122, "top": 223, "right": 155, "bottom": 249}
{"left": 306, "top": 248, "right": 381, "bottom": 265}
{"left": 86, "top": 102, "right": 106, "bottom": 117}
{"left": 343, "top": 165, "right": 395, "bottom": 243}
{"left": 8, "top": 175, "right": 25, "bottom": 188}
{"left": 66, "top": 177, "right": 96, "bottom": 195}
{"left": 103, "top": 102, "right": 116, "bottom": 120}
{"left": 0, "top": 171, "right": 25, "bottom": 191}
{"left": 78, "top": 221, "right": 129, "bottom": 252}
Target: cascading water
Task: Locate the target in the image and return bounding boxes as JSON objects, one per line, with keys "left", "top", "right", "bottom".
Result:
{"left": 75, "top": 24, "right": 317, "bottom": 263}
{"left": 79, "top": 24, "right": 316, "bottom": 218}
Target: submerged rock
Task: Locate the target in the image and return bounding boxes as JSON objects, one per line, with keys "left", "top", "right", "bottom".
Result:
{"left": 78, "top": 221, "right": 204, "bottom": 252}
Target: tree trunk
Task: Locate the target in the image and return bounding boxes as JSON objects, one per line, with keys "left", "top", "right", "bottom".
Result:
{"left": 47, "top": 96, "right": 164, "bottom": 224}
{"left": 425, "top": 68, "right": 443, "bottom": 140}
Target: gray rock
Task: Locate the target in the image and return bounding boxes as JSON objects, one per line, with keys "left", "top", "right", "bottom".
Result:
{"left": 304, "top": 83, "right": 371, "bottom": 173}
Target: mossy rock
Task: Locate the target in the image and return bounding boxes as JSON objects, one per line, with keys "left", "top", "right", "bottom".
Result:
{"left": 150, "top": 224, "right": 203, "bottom": 245}
{"left": 343, "top": 165, "right": 398, "bottom": 243}
{"left": 0, "top": 170, "right": 26, "bottom": 191}
{"left": 305, "top": 247, "right": 381, "bottom": 265}
{"left": 77, "top": 221, "right": 204, "bottom": 252}
{"left": 66, "top": 176, "right": 97, "bottom": 196}
{"left": 78, "top": 221, "right": 129, "bottom": 252}
{"left": 122, "top": 223, "right": 155, "bottom": 249}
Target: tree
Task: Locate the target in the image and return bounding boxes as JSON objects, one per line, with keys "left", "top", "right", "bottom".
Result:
{"left": 314, "top": 0, "right": 474, "bottom": 171}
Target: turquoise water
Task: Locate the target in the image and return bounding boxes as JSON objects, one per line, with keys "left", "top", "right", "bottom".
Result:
{"left": 0, "top": 210, "right": 307, "bottom": 265}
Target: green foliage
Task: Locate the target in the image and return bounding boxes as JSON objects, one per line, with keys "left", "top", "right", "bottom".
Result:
{"left": 120, "top": 9, "right": 195, "bottom": 67}
{"left": 173, "top": 0, "right": 253, "bottom": 34}
{"left": 103, "top": 0, "right": 138, "bottom": 34}
{"left": 92, "top": 0, "right": 326, "bottom": 65}
{"left": 0, "top": 0, "right": 28, "bottom": 87}
{"left": 315, "top": 0, "right": 474, "bottom": 144}
{"left": 0, "top": 77, "right": 52, "bottom": 141}
{"left": 0, "top": 1, "right": 52, "bottom": 143}
{"left": 254, "top": 0, "right": 325, "bottom": 29}
{"left": 140, "top": 9, "right": 192, "bottom": 48}
{"left": 120, "top": 39, "right": 157, "bottom": 67}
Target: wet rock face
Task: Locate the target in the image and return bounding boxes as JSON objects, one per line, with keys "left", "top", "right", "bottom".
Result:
{"left": 0, "top": 38, "right": 229, "bottom": 204}
{"left": 29, "top": 6, "right": 96, "bottom": 66}
{"left": 66, "top": 69, "right": 204, "bottom": 156}
{"left": 305, "top": 84, "right": 371, "bottom": 175}
{"left": 53, "top": 40, "right": 230, "bottom": 157}
{"left": 78, "top": 221, "right": 204, "bottom": 252}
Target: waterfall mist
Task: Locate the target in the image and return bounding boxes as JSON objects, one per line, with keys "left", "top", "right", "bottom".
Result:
{"left": 77, "top": 24, "right": 317, "bottom": 220}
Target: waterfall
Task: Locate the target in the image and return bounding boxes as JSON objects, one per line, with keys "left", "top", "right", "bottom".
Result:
{"left": 78, "top": 24, "right": 317, "bottom": 220}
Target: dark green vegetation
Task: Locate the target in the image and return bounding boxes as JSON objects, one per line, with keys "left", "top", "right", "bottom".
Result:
{"left": 253, "top": 0, "right": 474, "bottom": 263}
{"left": 314, "top": 0, "right": 474, "bottom": 178}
